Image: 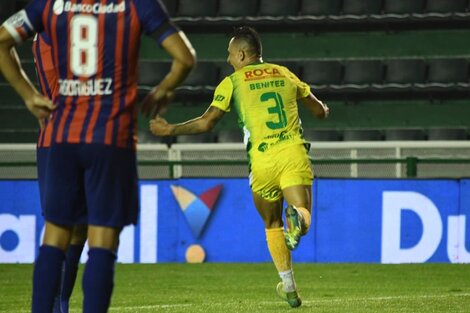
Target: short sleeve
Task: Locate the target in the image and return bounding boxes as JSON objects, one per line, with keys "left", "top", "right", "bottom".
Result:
{"left": 209, "top": 77, "right": 233, "bottom": 112}
{"left": 281, "top": 66, "right": 311, "bottom": 99}
{"left": 2, "top": 0, "right": 46, "bottom": 43}
{"left": 133, "top": 0, "right": 177, "bottom": 42}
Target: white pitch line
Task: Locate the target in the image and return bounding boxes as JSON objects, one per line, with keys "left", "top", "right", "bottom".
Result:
{"left": 8, "top": 304, "right": 194, "bottom": 313}
{"left": 7, "top": 293, "right": 470, "bottom": 313}
{"left": 109, "top": 303, "right": 193, "bottom": 311}
{"left": 108, "top": 293, "right": 470, "bottom": 311}
{"left": 266, "top": 292, "right": 470, "bottom": 305}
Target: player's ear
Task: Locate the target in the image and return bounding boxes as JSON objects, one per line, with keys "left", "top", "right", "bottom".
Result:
{"left": 239, "top": 50, "right": 245, "bottom": 62}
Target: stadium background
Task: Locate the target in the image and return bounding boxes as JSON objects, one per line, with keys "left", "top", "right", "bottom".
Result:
{"left": 1, "top": 0, "right": 470, "bottom": 264}
{"left": 1, "top": 0, "right": 470, "bottom": 143}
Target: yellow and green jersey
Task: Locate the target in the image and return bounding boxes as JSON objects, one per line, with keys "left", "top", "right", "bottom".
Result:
{"left": 210, "top": 62, "right": 311, "bottom": 159}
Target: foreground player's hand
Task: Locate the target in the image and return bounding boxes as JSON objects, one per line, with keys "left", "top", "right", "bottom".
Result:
{"left": 150, "top": 116, "right": 173, "bottom": 136}
{"left": 141, "top": 86, "right": 174, "bottom": 118}
{"left": 24, "top": 94, "right": 56, "bottom": 130}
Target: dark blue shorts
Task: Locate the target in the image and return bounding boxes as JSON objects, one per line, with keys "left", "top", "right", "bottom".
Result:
{"left": 37, "top": 144, "right": 139, "bottom": 228}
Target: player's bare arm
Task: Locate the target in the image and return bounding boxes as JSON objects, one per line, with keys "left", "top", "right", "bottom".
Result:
{"left": 300, "top": 92, "right": 329, "bottom": 119}
{"left": 160, "top": 31, "right": 196, "bottom": 90}
{"left": 141, "top": 31, "right": 197, "bottom": 117}
{"left": 0, "top": 26, "right": 55, "bottom": 128}
{"left": 150, "top": 106, "right": 224, "bottom": 136}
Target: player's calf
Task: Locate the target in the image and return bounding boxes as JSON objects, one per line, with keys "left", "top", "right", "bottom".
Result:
{"left": 297, "top": 206, "right": 311, "bottom": 236}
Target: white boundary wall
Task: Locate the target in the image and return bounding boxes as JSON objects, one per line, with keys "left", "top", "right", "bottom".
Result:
{"left": 1, "top": 141, "right": 470, "bottom": 179}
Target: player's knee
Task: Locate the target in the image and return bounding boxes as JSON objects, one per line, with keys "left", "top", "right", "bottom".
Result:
{"left": 87, "top": 238, "right": 119, "bottom": 250}
{"left": 87, "top": 225, "right": 121, "bottom": 250}
{"left": 42, "top": 221, "right": 74, "bottom": 251}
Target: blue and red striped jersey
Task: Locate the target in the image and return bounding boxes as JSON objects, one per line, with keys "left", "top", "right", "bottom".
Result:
{"left": 32, "top": 32, "right": 57, "bottom": 101}
{"left": 4, "top": 0, "right": 177, "bottom": 148}
{"left": 32, "top": 32, "right": 59, "bottom": 147}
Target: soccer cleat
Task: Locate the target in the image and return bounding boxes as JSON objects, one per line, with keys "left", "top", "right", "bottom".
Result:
{"left": 276, "top": 282, "right": 302, "bottom": 308}
{"left": 284, "top": 205, "right": 302, "bottom": 250}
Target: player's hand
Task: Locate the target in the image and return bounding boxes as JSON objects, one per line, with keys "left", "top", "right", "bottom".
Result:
{"left": 323, "top": 102, "right": 330, "bottom": 118}
{"left": 24, "top": 93, "right": 56, "bottom": 130}
{"left": 149, "top": 116, "right": 172, "bottom": 136}
{"left": 141, "top": 86, "right": 174, "bottom": 118}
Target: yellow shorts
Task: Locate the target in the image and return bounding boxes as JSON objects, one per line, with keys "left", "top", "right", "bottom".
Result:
{"left": 249, "top": 144, "right": 313, "bottom": 201}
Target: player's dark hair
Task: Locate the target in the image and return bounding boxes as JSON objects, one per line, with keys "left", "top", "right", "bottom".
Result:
{"left": 232, "top": 26, "right": 262, "bottom": 58}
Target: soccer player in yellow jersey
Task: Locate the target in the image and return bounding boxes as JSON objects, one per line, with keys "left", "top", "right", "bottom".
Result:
{"left": 150, "top": 26, "right": 329, "bottom": 308}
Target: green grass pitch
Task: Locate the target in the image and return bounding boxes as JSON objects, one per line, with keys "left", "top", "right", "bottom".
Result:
{"left": 1, "top": 263, "right": 469, "bottom": 312}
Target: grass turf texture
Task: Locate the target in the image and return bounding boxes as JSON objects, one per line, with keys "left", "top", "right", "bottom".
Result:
{"left": 1, "top": 263, "right": 469, "bottom": 312}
